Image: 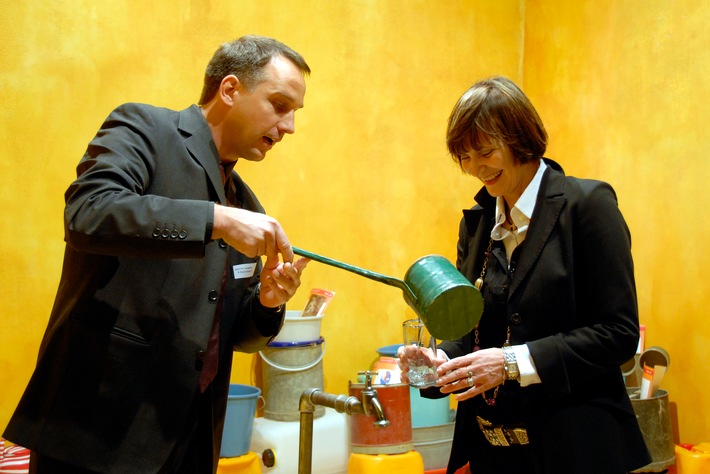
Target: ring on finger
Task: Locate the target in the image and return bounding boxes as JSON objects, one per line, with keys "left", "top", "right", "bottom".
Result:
{"left": 467, "top": 375, "right": 474, "bottom": 387}
{"left": 466, "top": 370, "right": 473, "bottom": 377}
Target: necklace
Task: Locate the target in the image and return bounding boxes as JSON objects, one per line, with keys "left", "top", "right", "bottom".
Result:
{"left": 473, "top": 238, "right": 511, "bottom": 406}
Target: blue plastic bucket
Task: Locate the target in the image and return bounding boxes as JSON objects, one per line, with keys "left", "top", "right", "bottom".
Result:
{"left": 220, "top": 384, "right": 261, "bottom": 458}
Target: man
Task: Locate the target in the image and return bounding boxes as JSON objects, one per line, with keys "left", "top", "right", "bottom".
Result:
{"left": 4, "top": 35, "right": 311, "bottom": 473}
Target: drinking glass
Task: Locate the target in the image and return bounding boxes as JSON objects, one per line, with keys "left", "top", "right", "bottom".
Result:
{"left": 402, "top": 318, "right": 438, "bottom": 388}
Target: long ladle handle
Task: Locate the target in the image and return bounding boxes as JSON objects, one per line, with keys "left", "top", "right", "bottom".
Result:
{"left": 293, "top": 246, "right": 411, "bottom": 295}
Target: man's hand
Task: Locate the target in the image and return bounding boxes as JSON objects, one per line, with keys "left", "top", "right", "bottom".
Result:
{"left": 212, "top": 204, "right": 295, "bottom": 265}
{"left": 259, "top": 258, "right": 310, "bottom": 308}
{"left": 212, "top": 204, "right": 309, "bottom": 308}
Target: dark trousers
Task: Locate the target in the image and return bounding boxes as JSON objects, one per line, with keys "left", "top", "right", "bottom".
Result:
{"left": 29, "top": 388, "right": 216, "bottom": 474}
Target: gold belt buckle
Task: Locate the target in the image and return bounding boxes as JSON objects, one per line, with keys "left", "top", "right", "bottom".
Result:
{"left": 476, "top": 416, "right": 529, "bottom": 446}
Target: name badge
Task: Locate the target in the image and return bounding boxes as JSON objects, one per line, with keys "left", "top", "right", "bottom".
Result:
{"left": 232, "top": 263, "right": 257, "bottom": 279}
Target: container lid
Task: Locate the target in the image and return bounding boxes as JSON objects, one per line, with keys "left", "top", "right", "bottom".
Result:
{"left": 376, "top": 344, "right": 403, "bottom": 358}
{"left": 284, "top": 311, "right": 325, "bottom": 323}
{"left": 267, "top": 336, "right": 324, "bottom": 348}
{"left": 639, "top": 345, "right": 670, "bottom": 368}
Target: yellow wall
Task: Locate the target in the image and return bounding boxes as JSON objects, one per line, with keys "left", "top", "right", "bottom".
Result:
{"left": 522, "top": 0, "right": 710, "bottom": 444}
{"left": 1, "top": 0, "right": 707, "bottom": 445}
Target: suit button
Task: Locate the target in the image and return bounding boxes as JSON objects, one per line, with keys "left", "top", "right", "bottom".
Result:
{"left": 161, "top": 227, "right": 170, "bottom": 238}
{"left": 178, "top": 229, "right": 188, "bottom": 239}
{"left": 208, "top": 290, "right": 219, "bottom": 302}
{"left": 510, "top": 313, "right": 522, "bottom": 324}
{"left": 219, "top": 239, "right": 228, "bottom": 249}
{"left": 152, "top": 226, "right": 161, "bottom": 238}
{"left": 170, "top": 228, "right": 179, "bottom": 239}
{"left": 195, "top": 350, "right": 206, "bottom": 370}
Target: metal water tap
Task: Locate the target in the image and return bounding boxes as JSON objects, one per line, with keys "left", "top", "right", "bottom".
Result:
{"left": 297, "top": 371, "right": 390, "bottom": 474}
{"left": 358, "top": 370, "right": 390, "bottom": 428}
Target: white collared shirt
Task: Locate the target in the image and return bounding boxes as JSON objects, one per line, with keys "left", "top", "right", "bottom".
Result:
{"left": 491, "top": 160, "right": 547, "bottom": 261}
{"left": 489, "top": 160, "right": 547, "bottom": 387}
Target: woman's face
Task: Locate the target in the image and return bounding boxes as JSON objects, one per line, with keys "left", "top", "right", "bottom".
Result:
{"left": 460, "top": 140, "right": 537, "bottom": 208}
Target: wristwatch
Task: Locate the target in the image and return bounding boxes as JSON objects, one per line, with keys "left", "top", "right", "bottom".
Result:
{"left": 502, "top": 346, "right": 520, "bottom": 382}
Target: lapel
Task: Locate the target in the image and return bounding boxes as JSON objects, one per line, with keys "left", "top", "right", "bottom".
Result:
{"left": 508, "top": 160, "right": 567, "bottom": 299}
{"left": 178, "top": 105, "right": 226, "bottom": 203}
{"left": 230, "top": 172, "right": 259, "bottom": 211}
{"left": 461, "top": 190, "right": 496, "bottom": 281}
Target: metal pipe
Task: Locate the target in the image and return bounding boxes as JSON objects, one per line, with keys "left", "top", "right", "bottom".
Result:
{"left": 298, "top": 388, "right": 365, "bottom": 474}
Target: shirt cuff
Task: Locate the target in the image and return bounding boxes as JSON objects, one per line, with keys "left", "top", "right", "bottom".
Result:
{"left": 512, "top": 344, "right": 542, "bottom": 387}
{"left": 253, "top": 283, "right": 285, "bottom": 337}
{"left": 205, "top": 201, "right": 215, "bottom": 242}
{"left": 252, "top": 300, "right": 284, "bottom": 337}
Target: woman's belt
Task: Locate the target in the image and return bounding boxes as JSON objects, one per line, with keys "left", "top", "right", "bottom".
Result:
{"left": 476, "top": 416, "right": 529, "bottom": 446}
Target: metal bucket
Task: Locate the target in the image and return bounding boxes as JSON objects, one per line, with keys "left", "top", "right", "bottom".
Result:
{"left": 348, "top": 382, "right": 413, "bottom": 455}
{"left": 259, "top": 338, "right": 325, "bottom": 421}
{"left": 628, "top": 388, "right": 675, "bottom": 473}
{"left": 412, "top": 421, "right": 455, "bottom": 471}
{"left": 293, "top": 247, "right": 482, "bottom": 340}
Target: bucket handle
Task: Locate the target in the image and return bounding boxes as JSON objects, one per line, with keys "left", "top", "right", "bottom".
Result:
{"left": 258, "top": 341, "right": 326, "bottom": 373}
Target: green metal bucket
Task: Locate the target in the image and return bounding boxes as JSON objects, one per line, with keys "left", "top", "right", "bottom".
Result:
{"left": 293, "top": 247, "right": 482, "bottom": 340}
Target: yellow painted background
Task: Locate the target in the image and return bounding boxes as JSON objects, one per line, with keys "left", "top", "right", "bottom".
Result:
{"left": 1, "top": 0, "right": 707, "bottom": 445}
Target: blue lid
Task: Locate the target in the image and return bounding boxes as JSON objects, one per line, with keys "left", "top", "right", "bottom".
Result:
{"left": 267, "top": 336, "right": 324, "bottom": 348}
{"left": 376, "top": 343, "right": 403, "bottom": 358}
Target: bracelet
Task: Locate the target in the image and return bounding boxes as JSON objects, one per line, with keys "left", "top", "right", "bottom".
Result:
{"left": 502, "top": 346, "right": 520, "bottom": 382}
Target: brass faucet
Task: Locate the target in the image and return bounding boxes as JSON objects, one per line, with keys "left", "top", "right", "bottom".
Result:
{"left": 297, "top": 371, "right": 389, "bottom": 474}
{"left": 356, "top": 370, "right": 390, "bottom": 428}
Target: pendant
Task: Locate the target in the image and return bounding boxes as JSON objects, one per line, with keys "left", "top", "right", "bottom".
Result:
{"left": 473, "top": 345, "right": 481, "bottom": 352}
{"left": 486, "top": 398, "right": 497, "bottom": 406}
{"left": 474, "top": 277, "right": 483, "bottom": 290}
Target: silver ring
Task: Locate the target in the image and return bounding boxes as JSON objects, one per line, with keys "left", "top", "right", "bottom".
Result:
{"left": 466, "top": 370, "right": 473, "bottom": 377}
{"left": 467, "top": 375, "right": 474, "bottom": 387}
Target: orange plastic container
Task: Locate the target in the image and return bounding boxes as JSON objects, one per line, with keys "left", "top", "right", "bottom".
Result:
{"left": 348, "top": 451, "right": 424, "bottom": 474}
{"left": 675, "top": 443, "right": 710, "bottom": 474}
{"left": 217, "top": 451, "right": 261, "bottom": 474}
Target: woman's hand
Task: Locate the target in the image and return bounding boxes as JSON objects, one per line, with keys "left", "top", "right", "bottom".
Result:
{"left": 435, "top": 348, "right": 506, "bottom": 401}
{"left": 397, "top": 346, "right": 447, "bottom": 385}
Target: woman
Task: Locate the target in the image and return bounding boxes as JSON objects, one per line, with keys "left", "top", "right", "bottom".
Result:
{"left": 399, "top": 76, "right": 650, "bottom": 473}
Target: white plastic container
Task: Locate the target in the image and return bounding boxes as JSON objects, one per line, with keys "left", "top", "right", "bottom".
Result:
{"left": 250, "top": 407, "right": 349, "bottom": 474}
{"left": 272, "top": 310, "right": 324, "bottom": 343}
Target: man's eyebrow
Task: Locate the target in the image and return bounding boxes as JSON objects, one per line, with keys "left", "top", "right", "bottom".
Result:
{"left": 272, "top": 90, "right": 304, "bottom": 109}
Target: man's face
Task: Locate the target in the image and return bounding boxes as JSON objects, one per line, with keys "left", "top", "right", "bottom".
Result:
{"left": 223, "top": 55, "right": 306, "bottom": 162}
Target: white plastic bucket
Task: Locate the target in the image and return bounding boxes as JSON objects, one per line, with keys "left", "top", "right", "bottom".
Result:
{"left": 272, "top": 310, "right": 324, "bottom": 343}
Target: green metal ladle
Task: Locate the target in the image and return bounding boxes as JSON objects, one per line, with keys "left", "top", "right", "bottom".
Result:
{"left": 293, "top": 246, "right": 483, "bottom": 340}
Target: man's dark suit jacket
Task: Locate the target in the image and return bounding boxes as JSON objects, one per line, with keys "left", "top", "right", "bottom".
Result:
{"left": 423, "top": 159, "right": 651, "bottom": 473}
{"left": 4, "top": 103, "right": 283, "bottom": 473}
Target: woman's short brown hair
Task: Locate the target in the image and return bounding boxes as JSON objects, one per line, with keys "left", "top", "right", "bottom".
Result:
{"left": 446, "top": 76, "right": 547, "bottom": 168}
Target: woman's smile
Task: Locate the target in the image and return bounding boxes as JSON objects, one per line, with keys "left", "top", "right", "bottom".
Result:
{"left": 480, "top": 169, "right": 502, "bottom": 184}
